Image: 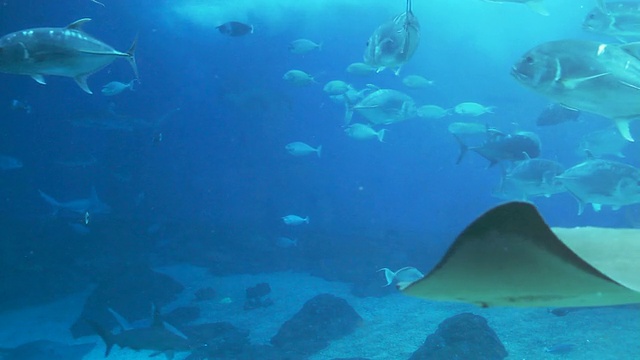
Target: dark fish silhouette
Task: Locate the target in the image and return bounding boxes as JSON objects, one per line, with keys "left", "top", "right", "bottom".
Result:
{"left": 455, "top": 128, "right": 541, "bottom": 167}
{"left": 536, "top": 103, "right": 581, "bottom": 126}
{"left": 216, "top": 21, "right": 253, "bottom": 37}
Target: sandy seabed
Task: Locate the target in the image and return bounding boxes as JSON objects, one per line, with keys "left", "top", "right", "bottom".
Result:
{"left": 0, "top": 264, "right": 638, "bottom": 360}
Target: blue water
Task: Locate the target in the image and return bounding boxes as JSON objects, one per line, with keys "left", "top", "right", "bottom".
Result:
{"left": 0, "top": 0, "right": 638, "bottom": 359}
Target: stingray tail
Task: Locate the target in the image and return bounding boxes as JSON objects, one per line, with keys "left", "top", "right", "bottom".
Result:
{"left": 85, "top": 319, "right": 115, "bottom": 356}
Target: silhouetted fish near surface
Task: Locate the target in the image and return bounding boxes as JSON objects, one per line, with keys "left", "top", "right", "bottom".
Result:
{"left": 0, "top": 18, "right": 137, "bottom": 94}
{"left": 536, "top": 103, "right": 581, "bottom": 126}
{"left": 216, "top": 21, "right": 253, "bottom": 36}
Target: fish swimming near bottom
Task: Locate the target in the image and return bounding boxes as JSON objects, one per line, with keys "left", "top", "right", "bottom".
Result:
{"left": 0, "top": 18, "right": 138, "bottom": 94}
{"left": 378, "top": 267, "right": 424, "bottom": 290}
{"left": 0, "top": 340, "right": 95, "bottom": 360}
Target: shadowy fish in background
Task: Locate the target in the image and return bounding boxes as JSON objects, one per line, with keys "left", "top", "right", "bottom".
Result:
{"left": 455, "top": 129, "right": 541, "bottom": 167}
{"left": 101, "top": 79, "right": 137, "bottom": 96}
{"left": 583, "top": 1, "right": 640, "bottom": 39}
{"left": 346, "top": 62, "right": 377, "bottom": 76}
{"left": 364, "top": 0, "right": 420, "bottom": 74}
{"left": 276, "top": 236, "right": 298, "bottom": 248}
{"left": 348, "top": 89, "right": 416, "bottom": 125}
{"left": 9, "top": 99, "right": 32, "bottom": 114}
{"left": 0, "top": 155, "right": 23, "bottom": 170}
{"left": 289, "top": 39, "right": 322, "bottom": 54}
{"left": 0, "top": 18, "right": 137, "bottom": 94}
{"left": 544, "top": 343, "right": 576, "bottom": 355}
{"left": 281, "top": 214, "right": 309, "bottom": 225}
{"left": 216, "top": 21, "right": 253, "bottom": 36}
{"left": 285, "top": 142, "right": 322, "bottom": 158}
{"left": 578, "top": 126, "right": 628, "bottom": 158}
{"left": 483, "top": 0, "right": 549, "bottom": 16}
{"left": 416, "top": 104, "right": 451, "bottom": 119}
{"left": 536, "top": 103, "right": 581, "bottom": 126}
{"left": 494, "top": 157, "right": 566, "bottom": 200}
{"left": 0, "top": 340, "right": 95, "bottom": 360}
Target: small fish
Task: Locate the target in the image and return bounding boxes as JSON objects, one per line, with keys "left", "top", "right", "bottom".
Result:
{"left": 0, "top": 155, "right": 23, "bottom": 170}
{"left": 323, "top": 80, "right": 351, "bottom": 95}
{"left": 282, "top": 214, "right": 309, "bottom": 225}
{"left": 344, "top": 123, "right": 386, "bottom": 142}
{"left": 10, "top": 99, "right": 32, "bottom": 114}
{"left": 402, "top": 75, "right": 434, "bottom": 88}
{"left": 276, "top": 237, "right": 298, "bottom": 248}
{"left": 283, "top": 70, "right": 316, "bottom": 86}
{"left": 454, "top": 102, "right": 496, "bottom": 116}
{"left": 417, "top": 105, "right": 451, "bottom": 119}
{"left": 101, "top": 80, "right": 137, "bottom": 96}
{"left": 289, "top": 39, "right": 322, "bottom": 54}
{"left": 378, "top": 267, "right": 424, "bottom": 290}
{"left": 285, "top": 142, "right": 322, "bottom": 157}
{"left": 216, "top": 21, "right": 253, "bottom": 36}
{"left": 346, "top": 62, "right": 377, "bottom": 76}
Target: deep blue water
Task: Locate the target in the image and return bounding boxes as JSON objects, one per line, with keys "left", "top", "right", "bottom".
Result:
{"left": 0, "top": 0, "right": 639, "bottom": 342}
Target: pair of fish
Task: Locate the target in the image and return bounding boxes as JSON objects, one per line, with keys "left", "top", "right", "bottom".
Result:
{"left": 0, "top": 18, "right": 138, "bottom": 94}
{"left": 512, "top": 39, "right": 640, "bottom": 142}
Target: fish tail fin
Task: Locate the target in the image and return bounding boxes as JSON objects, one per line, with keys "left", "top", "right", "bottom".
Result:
{"left": 85, "top": 319, "right": 115, "bottom": 356}
{"left": 316, "top": 145, "right": 322, "bottom": 158}
{"left": 377, "top": 268, "right": 395, "bottom": 286}
{"left": 126, "top": 35, "right": 139, "bottom": 80}
{"left": 377, "top": 129, "right": 387, "bottom": 143}
{"left": 304, "top": 216, "right": 310, "bottom": 224}
{"left": 318, "top": 42, "right": 323, "bottom": 51}
{"left": 344, "top": 103, "right": 354, "bottom": 126}
{"left": 453, "top": 135, "right": 468, "bottom": 164}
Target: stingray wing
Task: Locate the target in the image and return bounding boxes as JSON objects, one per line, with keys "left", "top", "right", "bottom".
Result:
{"left": 402, "top": 202, "right": 640, "bottom": 307}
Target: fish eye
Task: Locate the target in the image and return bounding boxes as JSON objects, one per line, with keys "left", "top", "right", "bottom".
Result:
{"left": 524, "top": 56, "right": 534, "bottom": 64}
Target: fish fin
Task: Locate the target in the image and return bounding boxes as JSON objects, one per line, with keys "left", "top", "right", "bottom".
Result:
{"left": 107, "top": 307, "right": 133, "bottom": 331}
{"left": 453, "top": 135, "right": 468, "bottom": 164}
{"left": 615, "top": 119, "right": 634, "bottom": 142}
{"left": 31, "top": 74, "right": 46, "bottom": 85}
{"left": 85, "top": 319, "right": 115, "bottom": 357}
{"left": 377, "top": 129, "right": 387, "bottom": 142}
{"left": 596, "top": 0, "right": 609, "bottom": 14}
{"left": 562, "top": 73, "right": 609, "bottom": 89}
{"left": 126, "top": 35, "right": 139, "bottom": 80}
{"left": 592, "top": 203, "right": 603, "bottom": 212}
{"left": 75, "top": 75, "right": 93, "bottom": 94}
{"left": 619, "top": 42, "right": 640, "bottom": 59}
{"left": 525, "top": 0, "right": 549, "bottom": 16}
{"left": 343, "top": 104, "right": 354, "bottom": 125}
{"left": 162, "top": 321, "right": 189, "bottom": 340}
{"left": 66, "top": 18, "right": 92, "bottom": 31}
{"left": 612, "top": 205, "right": 622, "bottom": 211}
{"left": 90, "top": 0, "right": 105, "bottom": 7}
{"left": 316, "top": 145, "right": 322, "bottom": 158}
{"left": 377, "top": 268, "right": 395, "bottom": 286}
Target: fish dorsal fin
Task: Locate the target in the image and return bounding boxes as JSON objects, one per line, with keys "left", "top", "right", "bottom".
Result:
{"left": 522, "top": 151, "right": 531, "bottom": 160}
{"left": 584, "top": 149, "right": 595, "bottom": 160}
{"left": 66, "top": 18, "right": 92, "bottom": 31}
{"left": 618, "top": 42, "right": 640, "bottom": 59}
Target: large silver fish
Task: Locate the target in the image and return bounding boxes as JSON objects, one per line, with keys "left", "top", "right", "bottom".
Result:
{"left": 494, "top": 158, "right": 566, "bottom": 200}
{"left": 556, "top": 156, "right": 640, "bottom": 214}
{"left": 347, "top": 89, "right": 416, "bottom": 125}
{"left": 0, "top": 18, "right": 137, "bottom": 94}
{"left": 363, "top": 0, "right": 420, "bottom": 75}
{"left": 511, "top": 39, "right": 640, "bottom": 142}
{"left": 583, "top": 1, "right": 640, "bottom": 38}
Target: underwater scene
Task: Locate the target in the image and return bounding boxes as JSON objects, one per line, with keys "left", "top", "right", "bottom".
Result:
{"left": 0, "top": 0, "right": 639, "bottom": 359}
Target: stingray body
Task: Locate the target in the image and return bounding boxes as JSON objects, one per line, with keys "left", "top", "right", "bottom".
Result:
{"left": 402, "top": 202, "right": 640, "bottom": 307}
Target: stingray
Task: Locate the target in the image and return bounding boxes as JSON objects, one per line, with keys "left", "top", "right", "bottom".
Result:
{"left": 402, "top": 202, "right": 640, "bottom": 307}
{"left": 0, "top": 340, "right": 95, "bottom": 360}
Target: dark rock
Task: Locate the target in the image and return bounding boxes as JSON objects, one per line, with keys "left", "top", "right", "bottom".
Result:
{"left": 244, "top": 282, "right": 274, "bottom": 310}
{"left": 271, "top": 293, "right": 362, "bottom": 356}
{"left": 69, "top": 264, "right": 184, "bottom": 338}
{"left": 409, "top": 313, "right": 507, "bottom": 360}
{"left": 194, "top": 287, "right": 217, "bottom": 301}
{"left": 183, "top": 322, "right": 250, "bottom": 359}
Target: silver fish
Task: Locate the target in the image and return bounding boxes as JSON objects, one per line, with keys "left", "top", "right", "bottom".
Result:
{"left": 583, "top": 1, "right": 640, "bottom": 38}
{"left": 0, "top": 18, "right": 137, "bottom": 94}
{"left": 348, "top": 89, "right": 416, "bottom": 125}
{"left": 511, "top": 39, "right": 640, "bottom": 141}
{"left": 363, "top": 0, "right": 420, "bottom": 74}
